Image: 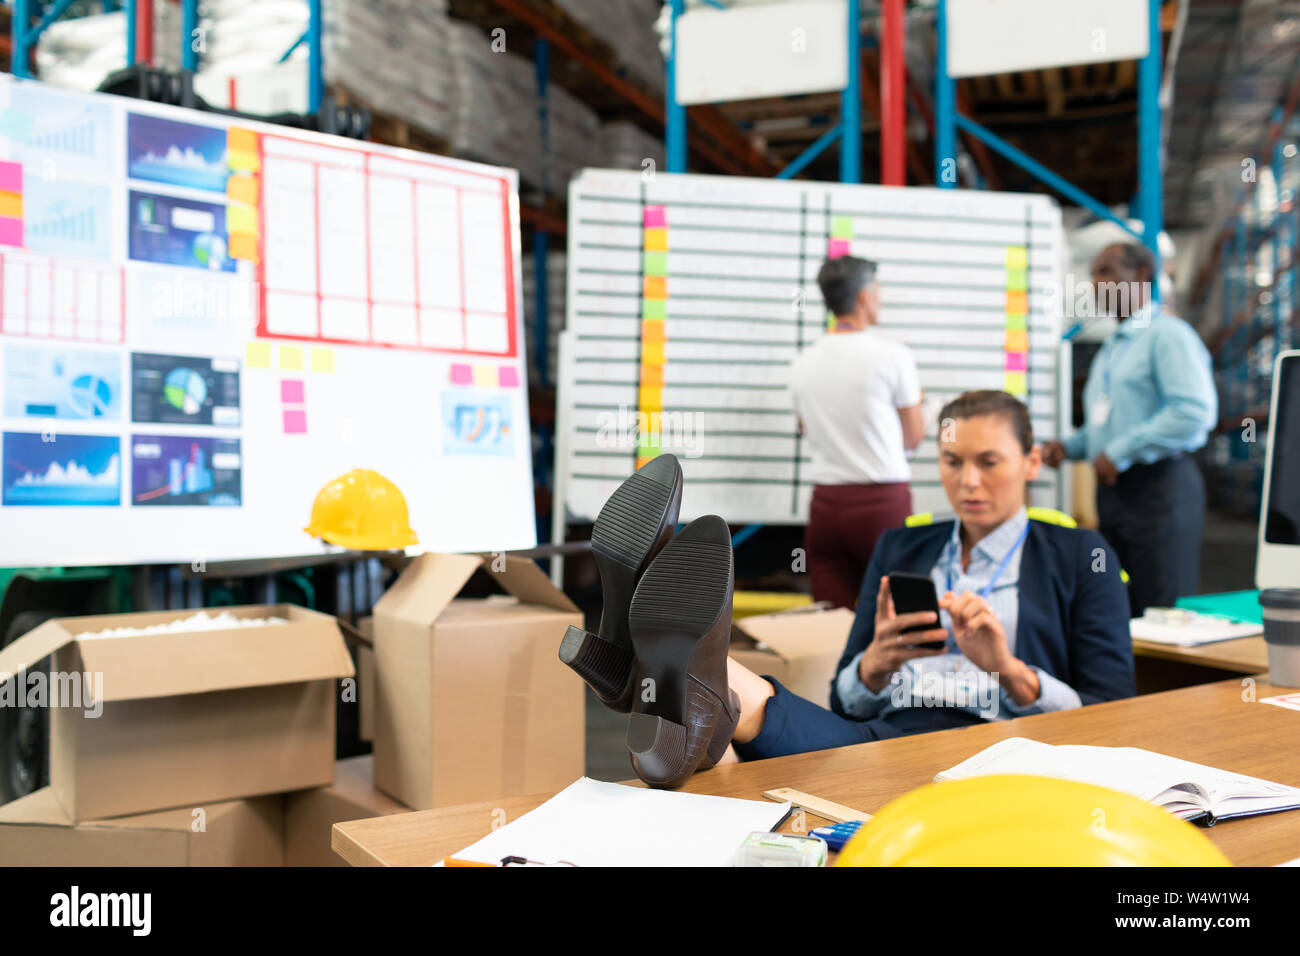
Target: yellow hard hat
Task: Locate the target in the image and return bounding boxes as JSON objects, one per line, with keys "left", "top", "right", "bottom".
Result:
{"left": 304, "top": 469, "right": 418, "bottom": 551}
{"left": 836, "top": 774, "right": 1230, "bottom": 867}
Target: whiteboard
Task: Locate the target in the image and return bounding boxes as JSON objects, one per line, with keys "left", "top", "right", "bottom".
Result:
{"left": 559, "top": 169, "right": 1066, "bottom": 525}
{"left": 0, "top": 75, "right": 536, "bottom": 566}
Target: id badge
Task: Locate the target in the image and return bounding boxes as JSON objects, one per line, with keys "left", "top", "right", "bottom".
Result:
{"left": 1089, "top": 393, "right": 1111, "bottom": 427}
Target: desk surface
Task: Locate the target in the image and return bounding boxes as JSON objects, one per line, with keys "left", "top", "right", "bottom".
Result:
{"left": 1132, "top": 635, "right": 1268, "bottom": 673}
{"left": 334, "top": 677, "right": 1300, "bottom": 867}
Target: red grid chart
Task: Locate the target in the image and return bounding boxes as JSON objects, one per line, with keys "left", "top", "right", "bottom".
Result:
{"left": 0, "top": 249, "right": 125, "bottom": 344}
{"left": 255, "top": 133, "right": 518, "bottom": 359}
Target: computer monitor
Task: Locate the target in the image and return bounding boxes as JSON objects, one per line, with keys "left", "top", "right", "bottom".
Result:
{"left": 1257, "top": 350, "right": 1300, "bottom": 588}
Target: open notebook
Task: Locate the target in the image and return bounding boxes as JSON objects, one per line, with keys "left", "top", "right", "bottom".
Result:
{"left": 937, "top": 737, "right": 1300, "bottom": 825}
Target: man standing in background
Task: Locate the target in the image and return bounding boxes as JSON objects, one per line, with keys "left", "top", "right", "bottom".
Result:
{"left": 790, "top": 256, "right": 926, "bottom": 609}
{"left": 1043, "top": 242, "right": 1217, "bottom": 615}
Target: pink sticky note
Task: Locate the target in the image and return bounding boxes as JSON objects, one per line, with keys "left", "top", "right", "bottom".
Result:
{"left": 283, "top": 409, "right": 307, "bottom": 434}
{"left": 1004, "top": 352, "right": 1028, "bottom": 372}
{"left": 0, "top": 162, "right": 21, "bottom": 193}
{"left": 828, "top": 238, "right": 851, "bottom": 258}
{"left": 450, "top": 363, "right": 473, "bottom": 385}
{"left": 0, "top": 216, "right": 22, "bottom": 247}
{"left": 280, "top": 379, "right": 305, "bottom": 403}
{"left": 643, "top": 206, "right": 666, "bottom": 228}
{"left": 498, "top": 366, "right": 520, "bottom": 388}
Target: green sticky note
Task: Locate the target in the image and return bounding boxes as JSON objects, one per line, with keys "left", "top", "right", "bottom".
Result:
{"left": 831, "top": 216, "right": 854, "bottom": 239}
{"left": 642, "top": 299, "right": 667, "bottom": 320}
{"left": 1005, "top": 314, "right": 1028, "bottom": 331}
{"left": 643, "top": 251, "right": 668, "bottom": 275}
{"left": 638, "top": 434, "right": 662, "bottom": 458}
{"left": 1005, "top": 269, "right": 1028, "bottom": 292}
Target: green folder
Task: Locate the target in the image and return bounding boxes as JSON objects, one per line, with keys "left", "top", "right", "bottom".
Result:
{"left": 1174, "top": 590, "right": 1263, "bottom": 625}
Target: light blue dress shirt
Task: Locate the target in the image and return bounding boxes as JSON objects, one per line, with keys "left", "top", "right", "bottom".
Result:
{"left": 1062, "top": 304, "right": 1217, "bottom": 471}
{"left": 835, "top": 507, "right": 1083, "bottom": 722}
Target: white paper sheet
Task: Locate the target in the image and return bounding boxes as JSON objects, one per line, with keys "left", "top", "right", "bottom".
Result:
{"left": 1130, "top": 616, "right": 1262, "bottom": 646}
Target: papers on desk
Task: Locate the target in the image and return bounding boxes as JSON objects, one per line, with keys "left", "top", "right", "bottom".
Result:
{"left": 444, "top": 777, "right": 792, "bottom": 866}
{"left": 937, "top": 737, "right": 1300, "bottom": 825}
{"left": 1130, "top": 613, "right": 1262, "bottom": 646}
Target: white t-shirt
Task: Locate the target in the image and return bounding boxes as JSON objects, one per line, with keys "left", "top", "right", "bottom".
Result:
{"left": 789, "top": 328, "right": 921, "bottom": 485}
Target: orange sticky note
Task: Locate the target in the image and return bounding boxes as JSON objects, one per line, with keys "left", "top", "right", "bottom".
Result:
{"left": 1004, "top": 329, "right": 1029, "bottom": 352}
{"left": 229, "top": 232, "right": 259, "bottom": 262}
{"left": 227, "top": 175, "right": 259, "bottom": 206}
{"left": 643, "top": 275, "right": 667, "bottom": 299}
{"left": 639, "top": 364, "right": 665, "bottom": 388}
{"left": 1005, "top": 290, "right": 1028, "bottom": 314}
{"left": 0, "top": 190, "right": 23, "bottom": 219}
{"left": 228, "top": 127, "right": 259, "bottom": 155}
{"left": 641, "top": 319, "right": 666, "bottom": 344}
{"left": 643, "top": 228, "right": 668, "bottom": 251}
{"left": 638, "top": 386, "right": 663, "bottom": 413}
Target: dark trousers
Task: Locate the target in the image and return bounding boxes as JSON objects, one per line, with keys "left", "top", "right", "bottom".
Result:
{"left": 1097, "top": 454, "right": 1205, "bottom": 617}
{"left": 805, "top": 482, "right": 912, "bottom": 610}
{"left": 733, "top": 678, "right": 984, "bottom": 761}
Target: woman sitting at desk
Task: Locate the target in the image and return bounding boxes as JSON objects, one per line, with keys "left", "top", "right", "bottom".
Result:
{"left": 722, "top": 389, "right": 1135, "bottom": 765}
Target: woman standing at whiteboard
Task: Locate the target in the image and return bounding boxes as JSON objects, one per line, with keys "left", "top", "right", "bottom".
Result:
{"left": 790, "top": 255, "right": 927, "bottom": 609}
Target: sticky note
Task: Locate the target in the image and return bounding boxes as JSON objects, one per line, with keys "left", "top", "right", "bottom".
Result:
{"left": 450, "top": 363, "right": 473, "bottom": 385}
{"left": 641, "top": 341, "right": 665, "bottom": 365}
{"left": 245, "top": 341, "right": 272, "bottom": 368}
{"left": 472, "top": 364, "right": 496, "bottom": 388}
{"left": 280, "top": 379, "right": 305, "bottom": 403}
{"left": 311, "top": 348, "right": 334, "bottom": 373}
{"left": 643, "top": 228, "right": 668, "bottom": 251}
{"left": 1005, "top": 269, "right": 1027, "bottom": 292}
{"left": 1003, "top": 371, "right": 1027, "bottom": 395}
{"left": 227, "top": 204, "right": 258, "bottom": 236}
{"left": 641, "top": 319, "right": 666, "bottom": 343}
{"left": 642, "top": 299, "right": 667, "bottom": 320}
{"left": 639, "top": 364, "right": 665, "bottom": 388}
{"left": 1005, "top": 247, "right": 1028, "bottom": 270}
{"left": 0, "top": 190, "right": 23, "bottom": 219}
{"left": 228, "top": 127, "right": 259, "bottom": 155}
{"left": 643, "top": 275, "right": 667, "bottom": 299}
{"left": 643, "top": 206, "right": 667, "bottom": 228}
{"left": 279, "top": 346, "right": 303, "bottom": 371}
{"left": 229, "top": 232, "right": 259, "bottom": 261}
{"left": 0, "top": 216, "right": 22, "bottom": 247}
{"left": 636, "top": 456, "right": 654, "bottom": 470}
{"left": 828, "top": 238, "right": 851, "bottom": 258}
{"left": 638, "top": 434, "right": 662, "bottom": 459}
{"left": 643, "top": 251, "right": 668, "bottom": 275}
{"left": 1004, "top": 352, "right": 1028, "bottom": 372}
{"left": 638, "top": 386, "right": 663, "bottom": 413}
{"left": 227, "top": 175, "right": 259, "bottom": 206}
{"left": 0, "top": 161, "right": 22, "bottom": 193}
{"left": 831, "top": 216, "right": 854, "bottom": 239}
{"left": 1005, "top": 313, "right": 1028, "bottom": 331}
{"left": 498, "top": 366, "right": 520, "bottom": 388}
{"left": 1004, "top": 329, "right": 1029, "bottom": 352}
{"left": 283, "top": 409, "right": 307, "bottom": 434}
{"left": 229, "top": 150, "right": 260, "bottom": 173}
{"left": 1005, "top": 290, "right": 1028, "bottom": 314}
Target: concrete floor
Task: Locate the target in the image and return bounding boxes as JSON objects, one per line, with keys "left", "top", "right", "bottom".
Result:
{"left": 580, "top": 510, "right": 1263, "bottom": 780}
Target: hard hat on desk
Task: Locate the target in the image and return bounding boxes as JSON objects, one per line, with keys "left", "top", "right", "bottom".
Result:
{"left": 835, "top": 775, "right": 1230, "bottom": 867}
{"left": 304, "top": 469, "right": 419, "bottom": 551}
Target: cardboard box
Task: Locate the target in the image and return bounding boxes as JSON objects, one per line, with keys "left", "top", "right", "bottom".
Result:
{"left": 0, "top": 604, "right": 354, "bottom": 821}
{"left": 0, "top": 787, "right": 283, "bottom": 866}
{"left": 357, "top": 616, "right": 375, "bottom": 743}
{"left": 729, "top": 606, "right": 856, "bottom": 709}
{"left": 284, "top": 755, "right": 407, "bottom": 866}
{"left": 373, "top": 553, "right": 584, "bottom": 810}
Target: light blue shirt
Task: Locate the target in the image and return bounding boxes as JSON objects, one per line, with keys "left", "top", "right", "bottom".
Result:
{"left": 1062, "top": 304, "right": 1217, "bottom": 471}
{"left": 835, "top": 507, "right": 1082, "bottom": 721}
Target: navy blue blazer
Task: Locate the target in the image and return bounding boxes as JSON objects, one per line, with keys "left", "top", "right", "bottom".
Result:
{"left": 829, "top": 519, "right": 1135, "bottom": 718}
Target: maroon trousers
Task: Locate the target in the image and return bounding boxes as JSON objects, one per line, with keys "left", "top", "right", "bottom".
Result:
{"left": 805, "top": 482, "right": 912, "bottom": 610}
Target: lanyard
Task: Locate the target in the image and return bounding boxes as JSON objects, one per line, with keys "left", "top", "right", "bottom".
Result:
{"left": 946, "top": 521, "right": 1029, "bottom": 597}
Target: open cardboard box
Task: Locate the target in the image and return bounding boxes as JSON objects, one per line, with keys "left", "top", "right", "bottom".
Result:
{"left": 729, "top": 605, "right": 856, "bottom": 709}
{"left": 0, "top": 604, "right": 353, "bottom": 821}
{"left": 372, "top": 553, "right": 584, "bottom": 810}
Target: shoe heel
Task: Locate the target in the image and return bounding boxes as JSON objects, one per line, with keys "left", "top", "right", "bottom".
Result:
{"left": 698, "top": 690, "right": 740, "bottom": 771}
{"left": 627, "top": 712, "right": 692, "bottom": 788}
{"left": 559, "top": 625, "right": 633, "bottom": 704}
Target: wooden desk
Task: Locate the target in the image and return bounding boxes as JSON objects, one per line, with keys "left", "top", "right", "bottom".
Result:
{"left": 334, "top": 677, "right": 1300, "bottom": 867}
{"left": 1132, "top": 635, "right": 1269, "bottom": 694}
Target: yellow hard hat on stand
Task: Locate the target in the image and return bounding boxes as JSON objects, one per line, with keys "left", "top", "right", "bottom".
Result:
{"left": 304, "top": 469, "right": 418, "bottom": 551}
{"left": 836, "top": 775, "right": 1230, "bottom": 867}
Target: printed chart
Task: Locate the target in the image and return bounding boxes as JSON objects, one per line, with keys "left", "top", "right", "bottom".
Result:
{"left": 559, "top": 169, "right": 1066, "bottom": 525}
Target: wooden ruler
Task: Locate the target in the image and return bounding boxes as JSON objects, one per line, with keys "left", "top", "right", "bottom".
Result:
{"left": 763, "top": 788, "right": 872, "bottom": 824}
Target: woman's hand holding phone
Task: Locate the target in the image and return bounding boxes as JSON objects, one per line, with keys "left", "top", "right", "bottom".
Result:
{"left": 858, "top": 578, "right": 950, "bottom": 693}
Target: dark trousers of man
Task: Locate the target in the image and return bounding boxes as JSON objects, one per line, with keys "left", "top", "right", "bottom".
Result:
{"left": 1097, "top": 454, "right": 1205, "bottom": 617}
{"left": 805, "top": 482, "right": 912, "bottom": 610}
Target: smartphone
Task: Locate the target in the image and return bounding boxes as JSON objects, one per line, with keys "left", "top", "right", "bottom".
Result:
{"left": 887, "top": 572, "right": 946, "bottom": 650}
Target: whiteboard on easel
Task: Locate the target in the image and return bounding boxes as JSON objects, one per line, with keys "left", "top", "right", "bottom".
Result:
{"left": 0, "top": 74, "right": 535, "bottom": 566}
{"left": 557, "top": 168, "right": 1066, "bottom": 526}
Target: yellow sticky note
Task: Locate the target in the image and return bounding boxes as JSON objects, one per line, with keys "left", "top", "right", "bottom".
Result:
{"left": 227, "top": 204, "right": 259, "bottom": 236}
{"left": 1005, "top": 247, "right": 1028, "bottom": 270}
{"left": 472, "top": 364, "right": 496, "bottom": 387}
{"left": 641, "top": 341, "right": 665, "bottom": 365}
{"left": 638, "top": 386, "right": 663, "bottom": 413}
{"left": 229, "top": 149, "right": 260, "bottom": 173}
{"left": 643, "top": 228, "right": 668, "bottom": 251}
{"left": 245, "top": 341, "right": 272, "bottom": 369}
{"left": 1003, "top": 371, "right": 1027, "bottom": 394}
{"left": 0, "top": 190, "right": 23, "bottom": 219}
{"left": 227, "top": 175, "right": 259, "bottom": 206}
{"left": 311, "top": 348, "right": 334, "bottom": 373}
{"left": 279, "top": 346, "right": 303, "bottom": 371}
